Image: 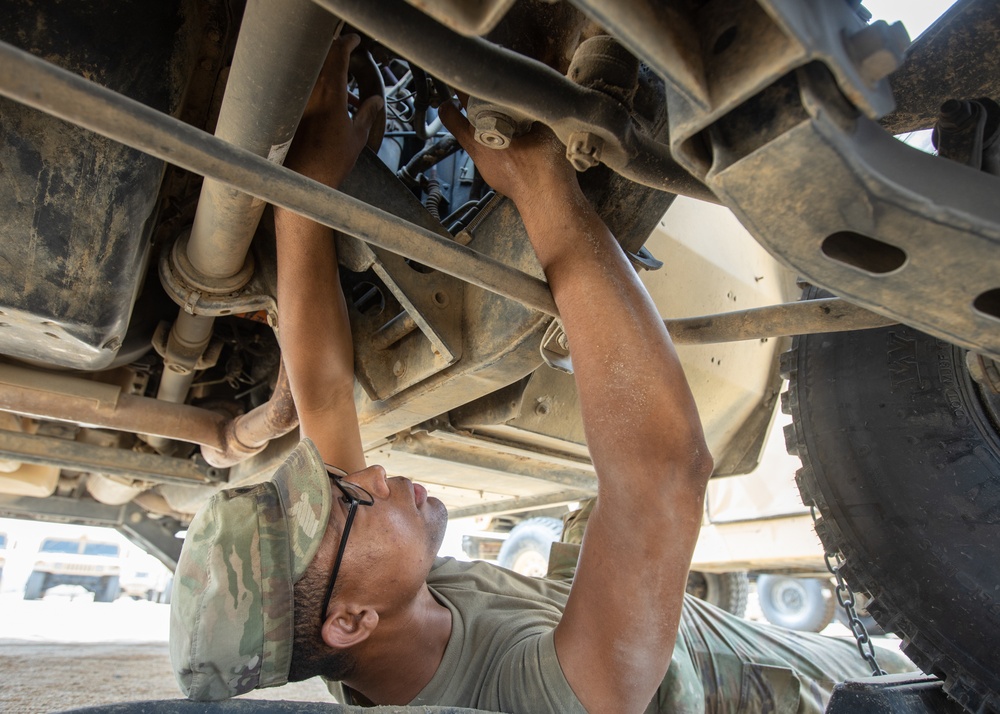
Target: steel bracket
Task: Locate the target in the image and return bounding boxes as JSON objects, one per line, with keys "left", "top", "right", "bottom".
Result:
{"left": 707, "top": 65, "right": 1000, "bottom": 359}
{"left": 159, "top": 233, "right": 278, "bottom": 322}
{"left": 339, "top": 152, "right": 465, "bottom": 402}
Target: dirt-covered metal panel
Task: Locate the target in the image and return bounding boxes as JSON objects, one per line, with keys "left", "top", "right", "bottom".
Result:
{"left": 0, "top": 0, "right": 192, "bottom": 369}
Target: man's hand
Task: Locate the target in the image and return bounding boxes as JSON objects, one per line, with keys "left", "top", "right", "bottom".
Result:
{"left": 438, "top": 102, "right": 579, "bottom": 218}
{"left": 284, "top": 34, "right": 383, "bottom": 189}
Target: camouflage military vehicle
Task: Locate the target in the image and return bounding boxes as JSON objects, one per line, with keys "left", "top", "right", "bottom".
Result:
{"left": 0, "top": 0, "right": 997, "bottom": 710}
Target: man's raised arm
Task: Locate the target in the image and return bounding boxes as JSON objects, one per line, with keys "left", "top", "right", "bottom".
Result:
{"left": 440, "top": 104, "right": 714, "bottom": 714}
{"left": 274, "top": 36, "right": 382, "bottom": 474}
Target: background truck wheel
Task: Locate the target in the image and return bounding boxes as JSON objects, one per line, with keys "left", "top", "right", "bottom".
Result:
{"left": 833, "top": 590, "right": 886, "bottom": 637}
{"left": 685, "top": 570, "right": 750, "bottom": 618}
{"left": 783, "top": 312, "right": 1000, "bottom": 712}
{"left": 94, "top": 575, "right": 120, "bottom": 603}
{"left": 496, "top": 517, "right": 564, "bottom": 577}
{"left": 23, "top": 571, "right": 47, "bottom": 600}
{"left": 756, "top": 575, "right": 835, "bottom": 632}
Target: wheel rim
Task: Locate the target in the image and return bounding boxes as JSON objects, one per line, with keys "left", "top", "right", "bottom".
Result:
{"left": 511, "top": 550, "right": 549, "bottom": 577}
{"left": 771, "top": 580, "right": 807, "bottom": 616}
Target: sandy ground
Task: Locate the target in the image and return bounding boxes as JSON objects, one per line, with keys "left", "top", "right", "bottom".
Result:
{"left": 0, "top": 595, "right": 330, "bottom": 713}
{"left": 0, "top": 638, "right": 333, "bottom": 713}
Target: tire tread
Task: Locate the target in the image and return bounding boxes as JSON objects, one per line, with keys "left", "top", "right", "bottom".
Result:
{"left": 783, "top": 320, "right": 1000, "bottom": 714}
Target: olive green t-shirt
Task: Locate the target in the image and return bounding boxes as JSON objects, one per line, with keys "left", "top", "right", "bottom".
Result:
{"left": 410, "top": 557, "right": 582, "bottom": 713}
{"left": 334, "top": 557, "right": 915, "bottom": 713}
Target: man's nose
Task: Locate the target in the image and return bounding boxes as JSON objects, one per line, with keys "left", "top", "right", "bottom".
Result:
{"left": 349, "top": 464, "right": 390, "bottom": 499}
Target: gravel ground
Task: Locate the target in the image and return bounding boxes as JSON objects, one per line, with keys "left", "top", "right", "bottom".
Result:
{"left": 0, "top": 595, "right": 330, "bottom": 713}
{"left": 0, "top": 588, "right": 911, "bottom": 713}
{"left": 0, "top": 640, "right": 332, "bottom": 713}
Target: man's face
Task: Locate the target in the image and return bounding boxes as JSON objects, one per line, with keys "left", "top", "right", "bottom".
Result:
{"left": 321, "top": 465, "right": 448, "bottom": 610}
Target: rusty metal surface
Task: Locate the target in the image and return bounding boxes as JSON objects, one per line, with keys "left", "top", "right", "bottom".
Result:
{"left": 353, "top": 162, "right": 674, "bottom": 445}
{"left": 567, "top": 0, "right": 707, "bottom": 110}
{"left": 0, "top": 364, "right": 228, "bottom": 449}
{"left": 354, "top": 196, "right": 554, "bottom": 444}
{"left": 200, "top": 364, "right": 299, "bottom": 468}
{"left": 0, "top": 0, "right": 190, "bottom": 370}
{"left": 0, "top": 39, "right": 560, "bottom": 317}
{"left": 338, "top": 153, "right": 465, "bottom": 402}
{"left": 185, "top": 0, "right": 339, "bottom": 280}
{"left": 665, "top": 298, "right": 897, "bottom": 345}
{"left": 153, "top": 0, "right": 341, "bottom": 421}
{"left": 3, "top": 0, "right": 996, "bottom": 531}
{"left": 881, "top": 0, "right": 1000, "bottom": 135}
{"left": 708, "top": 66, "right": 1000, "bottom": 360}
{"left": 404, "top": 0, "right": 517, "bottom": 36}
{"left": 0, "top": 429, "right": 223, "bottom": 487}
{"left": 573, "top": 0, "right": 896, "bottom": 180}
{"left": 158, "top": 235, "right": 279, "bottom": 321}
{"left": 316, "top": 0, "right": 716, "bottom": 199}
{"left": 393, "top": 426, "right": 595, "bottom": 491}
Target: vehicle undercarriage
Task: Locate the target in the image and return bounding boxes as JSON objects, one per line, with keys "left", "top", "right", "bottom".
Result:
{"left": 0, "top": 0, "right": 998, "bottom": 710}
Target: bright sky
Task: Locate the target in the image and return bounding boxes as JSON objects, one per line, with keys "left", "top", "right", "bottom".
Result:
{"left": 866, "top": 0, "right": 957, "bottom": 38}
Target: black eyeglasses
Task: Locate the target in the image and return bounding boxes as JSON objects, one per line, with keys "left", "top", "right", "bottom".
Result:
{"left": 322, "top": 464, "right": 374, "bottom": 619}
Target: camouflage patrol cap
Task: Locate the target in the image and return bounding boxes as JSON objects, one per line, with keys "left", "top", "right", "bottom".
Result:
{"left": 169, "top": 438, "right": 332, "bottom": 700}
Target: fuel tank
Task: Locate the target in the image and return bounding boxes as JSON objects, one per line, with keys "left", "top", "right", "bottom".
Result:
{"left": 0, "top": 0, "right": 189, "bottom": 369}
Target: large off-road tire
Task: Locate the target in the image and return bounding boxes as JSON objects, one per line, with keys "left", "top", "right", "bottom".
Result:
{"left": 756, "top": 575, "right": 836, "bottom": 633}
{"left": 782, "top": 317, "right": 1000, "bottom": 712}
{"left": 497, "top": 517, "right": 564, "bottom": 577}
{"left": 685, "top": 570, "right": 750, "bottom": 618}
{"left": 23, "top": 571, "right": 46, "bottom": 600}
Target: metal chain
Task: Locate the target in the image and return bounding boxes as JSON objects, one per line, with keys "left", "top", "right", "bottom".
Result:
{"left": 811, "top": 505, "right": 886, "bottom": 676}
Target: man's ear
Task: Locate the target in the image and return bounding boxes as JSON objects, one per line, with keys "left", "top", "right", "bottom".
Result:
{"left": 321, "top": 602, "right": 379, "bottom": 650}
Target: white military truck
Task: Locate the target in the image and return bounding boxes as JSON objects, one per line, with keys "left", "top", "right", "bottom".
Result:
{"left": 0, "top": 1, "right": 997, "bottom": 711}
{"left": 23, "top": 536, "right": 121, "bottom": 602}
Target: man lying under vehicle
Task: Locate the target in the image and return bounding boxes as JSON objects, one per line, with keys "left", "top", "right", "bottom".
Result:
{"left": 170, "top": 35, "right": 914, "bottom": 713}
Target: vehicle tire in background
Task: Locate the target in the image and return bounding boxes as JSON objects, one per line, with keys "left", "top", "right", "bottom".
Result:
{"left": 686, "top": 570, "right": 750, "bottom": 618}
{"left": 833, "top": 591, "right": 886, "bottom": 637}
{"left": 23, "top": 571, "right": 46, "bottom": 600}
{"left": 94, "top": 575, "right": 120, "bottom": 603}
{"left": 756, "top": 575, "right": 836, "bottom": 632}
{"left": 497, "top": 517, "right": 564, "bottom": 577}
{"left": 784, "top": 310, "right": 1000, "bottom": 711}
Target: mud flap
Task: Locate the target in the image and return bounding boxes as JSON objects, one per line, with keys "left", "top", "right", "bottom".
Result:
{"left": 826, "top": 674, "right": 967, "bottom": 714}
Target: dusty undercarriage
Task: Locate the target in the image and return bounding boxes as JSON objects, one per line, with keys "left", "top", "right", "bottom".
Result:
{"left": 0, "top": 0, "right": 998, "bottom": 710}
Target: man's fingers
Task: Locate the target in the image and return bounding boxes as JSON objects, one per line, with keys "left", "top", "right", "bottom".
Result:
{"left": 439, "top": 101, "right": 477, "bottom": 158}
{"left": 324, "top": 33, "right": 361, "bottom": 96}
{"left": 354, "top": 94, "right": 384, "bottom": 145}
{"left": 332, "top": 33, "right": 361, "bottom": 59}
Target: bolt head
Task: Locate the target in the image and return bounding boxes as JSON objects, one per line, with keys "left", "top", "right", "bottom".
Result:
{"left": 846, "top": 20, "right": 911, "bottom": 85}
{"left": 474, "top": 114, "right": 515, "bottom": 149}
{"left": 392, "top": 360, "right": 406, "bottom": 377}
{"left": 566, "top": 131, "right": 604, "bottom": 171}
